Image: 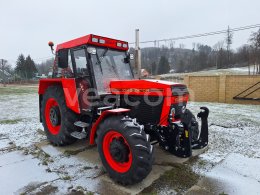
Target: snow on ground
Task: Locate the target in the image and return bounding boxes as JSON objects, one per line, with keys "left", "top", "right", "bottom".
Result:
{"left": 0, "top": 86, "right": 178, "bottom": 194}
{"left": 0, "top": 93, "right": 45, "bottom": 147}
{"left": 161, "top": 65, "right": 256, "bottom": 78}
{"left": 0, "top": 87, "right": 108, "bottom": 194}
{"left": 0, "top": 85, "right": 260, "bottom": 194}
{"left": 186, "top": 153, "right": 260, "bottom": 195}
{"left": 187, "top": 101, "right": 260, "bottom": 173}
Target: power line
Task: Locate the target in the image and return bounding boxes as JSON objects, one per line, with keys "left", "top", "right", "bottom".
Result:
{"left": 5, "top": 24, "right": 260, "bottom": 63}
{"left": 129, "top": 24, "right": 260, "bottom": 45}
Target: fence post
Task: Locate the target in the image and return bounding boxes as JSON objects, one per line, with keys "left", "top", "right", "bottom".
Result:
{"left": 219, "top": 75, "right": 226, "bottom": 103}
{"left": 184, "top": 75, "right": 190, "bottom": 87}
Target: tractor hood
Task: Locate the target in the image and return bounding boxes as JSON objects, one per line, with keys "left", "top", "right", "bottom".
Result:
{"left": 110, "top": 79, "right": 188, "bottom": 97}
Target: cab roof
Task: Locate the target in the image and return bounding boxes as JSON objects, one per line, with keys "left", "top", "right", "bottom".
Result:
{"left": 56, "top": 34, "right": 129, "bottom": 52}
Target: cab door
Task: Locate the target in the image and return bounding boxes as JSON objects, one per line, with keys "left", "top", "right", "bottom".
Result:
{"left": 70, "top": 46, "right": 94, "bottom": 112}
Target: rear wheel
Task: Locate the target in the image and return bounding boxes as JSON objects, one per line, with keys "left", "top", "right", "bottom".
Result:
{"left": 41, "top": 86, "right": 80, "bottom": 146}
{"left": 97, "top": 115, "right": 153, "bottom": 185}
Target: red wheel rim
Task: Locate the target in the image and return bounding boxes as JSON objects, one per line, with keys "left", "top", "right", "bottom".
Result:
{"left": 45, "top": 98, "right": 61, "bottom": 135}
{"left": 103, "top": 130, "right": 132, "bottom": 173}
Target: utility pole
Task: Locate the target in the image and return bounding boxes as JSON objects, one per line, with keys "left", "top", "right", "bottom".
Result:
{"left": 135, "top": 29, "right": 141, "bottom": 79}
{"left": 226, "top": 26, "right": 233, "bottom": 66}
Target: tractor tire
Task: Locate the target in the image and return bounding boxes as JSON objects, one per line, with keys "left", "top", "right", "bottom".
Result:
{"left": 41, "top": 86, "right": 80, "bottom": 146}
{"left": 96, "top": 115, "right": 153, "bottom": 185}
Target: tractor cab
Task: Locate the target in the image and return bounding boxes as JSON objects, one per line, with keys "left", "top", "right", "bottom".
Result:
{"left": 52, "top": 35, "right": 133, "bottom": 95}
{"left": 47, "top": 34, "right": 136, "bottom": 112}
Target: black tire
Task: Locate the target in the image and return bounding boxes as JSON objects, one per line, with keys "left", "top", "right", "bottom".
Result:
{"left": 96, "top": 115, "right": 153, "bottom": 185}
{"left": 41, "top": 86, "right": 80, "bottom": 146}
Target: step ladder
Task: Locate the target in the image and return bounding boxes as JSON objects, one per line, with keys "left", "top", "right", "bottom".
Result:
{"left": 70, "top": 121, "right": 89, "bottom": 139}
{"left": 97, "top": 106, "right": 114, "bottom": 115}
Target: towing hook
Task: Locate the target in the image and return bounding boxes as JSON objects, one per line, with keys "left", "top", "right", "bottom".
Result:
{"left": 197, "top": 107, "right": 209, "bottom": 119}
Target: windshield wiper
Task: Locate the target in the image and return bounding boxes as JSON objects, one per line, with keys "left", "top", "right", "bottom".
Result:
{"left": 95, "top": 48, "right": 108, "bottom": 74}
{"left": 110, "top": 60, "right": 119, "bottom": 77}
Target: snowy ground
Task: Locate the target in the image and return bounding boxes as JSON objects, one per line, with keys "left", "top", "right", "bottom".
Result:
{"left": 0, "top": 85, "right": 260, "bottom": 194}
{"left": 161, "top": 65, "right": 256, "bottom": 79}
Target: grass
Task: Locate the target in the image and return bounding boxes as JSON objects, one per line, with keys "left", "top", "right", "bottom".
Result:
{"left": 141, "top": 163, "right": 200, "bottom": 194}
{"left": 0, "top": 119, "right": 22, "bottom": 124}
{"left": 83, "top": 166, "right": 92, "bottom": 170}
{"left": 35, "top": 185, "right": 58, "bottom": 195}
{"left": 72, "top": 186, "right": 94, "bottom": 195}
{"left": 62, "top": 175, "right": 71, "bottom": 180}
{"left": 219, "top": 192, "right": 228, "bottom": 195}
{"left": 0, "top": 86, "right": 37, "bottom": 95}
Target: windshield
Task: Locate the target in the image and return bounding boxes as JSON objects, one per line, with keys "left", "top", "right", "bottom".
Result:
{"left": 91, "top": 47, "right": 133, "bottom": 94}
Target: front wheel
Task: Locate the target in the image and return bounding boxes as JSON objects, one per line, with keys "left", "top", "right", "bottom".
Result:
{"left": 97, "top": 116, "right": 153, "bottom": 185}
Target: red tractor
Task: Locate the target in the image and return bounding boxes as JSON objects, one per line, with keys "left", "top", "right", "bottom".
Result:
{"left": 38, "top": 34, "right": 209, "bottom": 185}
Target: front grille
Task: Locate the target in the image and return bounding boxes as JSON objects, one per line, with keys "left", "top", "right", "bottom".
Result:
{"left": 122, "top": 96, "right": 164, "bottom": 124}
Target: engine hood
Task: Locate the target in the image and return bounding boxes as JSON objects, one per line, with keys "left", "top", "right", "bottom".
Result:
{"left": 109, "top": 79, "right": 187, "bottom": 97}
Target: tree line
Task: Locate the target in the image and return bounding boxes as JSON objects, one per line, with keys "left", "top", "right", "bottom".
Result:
{"left": 140, "top": 28, "right": 260, "bottom": 75}
{"left": 0, "top": 55, "right": 54, "bottom": 82}
{"left": 15, "top": 54, "right": 37, "bottom": 79}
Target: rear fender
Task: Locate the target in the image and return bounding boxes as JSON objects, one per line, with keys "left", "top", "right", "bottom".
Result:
{"left": 89, "top": 108, "right": 130, "bottom": 145}
{"left": 38, "top": 78, "right": 80, "bottom": 115}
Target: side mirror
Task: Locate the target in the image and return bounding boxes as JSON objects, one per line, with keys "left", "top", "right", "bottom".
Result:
{"left": 130, "top": 53, "right": 134, "bottom": 60}
{"left": 48, "top": 41, "right": 54, "bottom": 54}
{"left": 58, "top": 49, "right": 69, "bottom": 68}
{"left": 124, "top": 53, "right": 134, "bottom": 63}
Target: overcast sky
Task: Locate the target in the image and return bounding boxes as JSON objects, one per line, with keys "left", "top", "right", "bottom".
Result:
{"left": 0, "top": 0, "right": 259, "bottom": 65}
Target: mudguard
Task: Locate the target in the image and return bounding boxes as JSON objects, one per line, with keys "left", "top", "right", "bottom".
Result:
{"left": 89, "top": 108, "right": 130, "bottom": 145}
{"left": 38, "top": 78, "right": 80, "bottom": 114}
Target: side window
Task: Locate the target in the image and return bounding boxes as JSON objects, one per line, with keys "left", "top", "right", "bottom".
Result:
{"left": 73, "top": 49, "right": 88, "bottom": 76}
{"left": 68, "top": 50, "right": 73, "bottom": 73}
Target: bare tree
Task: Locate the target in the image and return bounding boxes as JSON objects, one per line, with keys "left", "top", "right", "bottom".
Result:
{"left": 249, "top": 29, "right": 260, "bottom": 74}
{"left": 213, "top": 41, "right": 225, "bottom": 69}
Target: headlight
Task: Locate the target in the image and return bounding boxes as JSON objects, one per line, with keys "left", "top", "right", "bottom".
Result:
{"left": 171, "top": 108, "right": 175, "bottom": 115}
{"left": 92, "top": 38, "right": 98, "bottom": 43}
{"left": 99, "top": 39, "right": 105, "bottom": 44}
{"left": 172, "top": 86, "right": 189, "bottom": 96}
{"left": 181, "top": 106, "right": 186, "bottom": 113}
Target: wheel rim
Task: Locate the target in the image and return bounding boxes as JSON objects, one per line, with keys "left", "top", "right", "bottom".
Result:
{"left": 103, "top": 130, "right": 132, "bottom": 173}
{"left": 45, "top": 98, "right": 61, "bottom": 135}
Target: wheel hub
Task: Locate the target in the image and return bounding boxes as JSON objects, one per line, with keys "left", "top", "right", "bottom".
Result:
{"left": 109, "top": 137, "right": 129, "bottom": 163}
{"left": 49, "top": 106, "right": 60, "bottom": 126}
